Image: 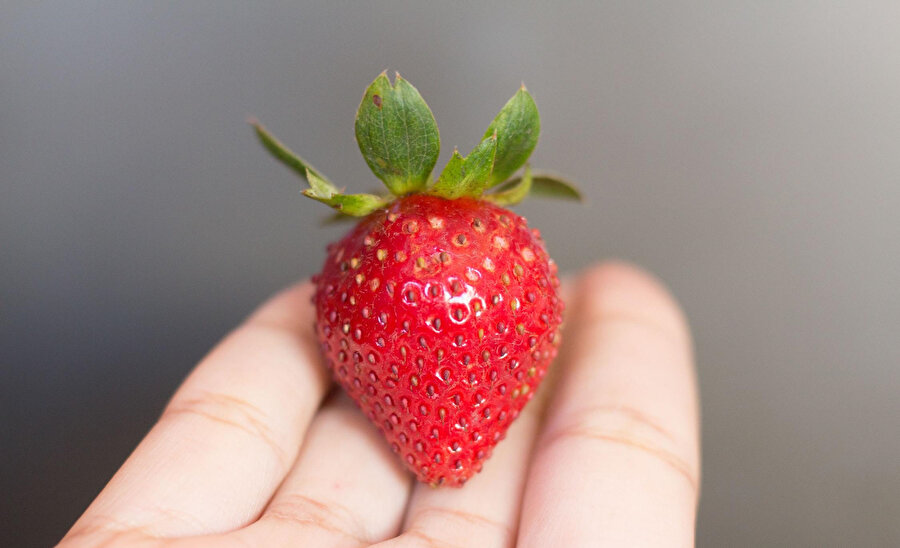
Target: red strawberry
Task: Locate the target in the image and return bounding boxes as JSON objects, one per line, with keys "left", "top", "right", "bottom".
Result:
{"left": 312, "top": 194, "right": 561, "bottom": 485}
{"left": 253, "top": 72, "right": 580, "bottom": 486}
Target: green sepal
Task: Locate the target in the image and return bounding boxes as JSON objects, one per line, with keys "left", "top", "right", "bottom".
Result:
{"left": 355, "top": 72, "right": 440, "bottom": 196}
{"left": 430, "top": 133, "right": 498, "bottom": 199}
{"left": 483, "top": 85, "right": 540, "bottom": 187}
{"left": 252, "top": 119, "right": 389, "bottom": 217}
{"left": 528, "top": 172, "right": 583, "bottom": 201}
{"left": 488, "top": 169, "right": 583, "bottom": 205}
{"left": 302, "top": 171, "right": 389, "bottom": 216}
{"left": 302, "top": 189, "right": 388, "bottom": 217}
{"left": 252, "top": 119, "right": 334, "bottom": 189}
{"left": 485, "top": 164, "right": 532, "bottom": 206}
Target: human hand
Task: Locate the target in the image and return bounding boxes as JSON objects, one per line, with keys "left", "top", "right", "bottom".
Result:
{"left": 61, "top": 262, "right": 699, "bottom": 547}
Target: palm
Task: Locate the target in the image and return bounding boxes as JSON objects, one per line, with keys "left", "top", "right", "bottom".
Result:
{"left": 62, "top": 263, "right": 699, "bottom": 547}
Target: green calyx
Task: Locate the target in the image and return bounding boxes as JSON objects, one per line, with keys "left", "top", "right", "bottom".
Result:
{"left": 253, "top": 71, "right": 581, "bottom": 217}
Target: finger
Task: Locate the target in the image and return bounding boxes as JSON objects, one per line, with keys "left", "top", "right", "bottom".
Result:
{"left": 373, "top": 378, "right": 551, "bottom": 548}
{"left": 227, "top": 392, "right": 413, "bottom": 547}
{"left": 63, "top": 282, "right": 332, "bottom": 544}
{"left": 518, "top": 262, "right": 700, "bottom": 547}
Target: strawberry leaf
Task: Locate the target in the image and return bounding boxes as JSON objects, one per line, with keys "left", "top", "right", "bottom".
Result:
{"left": 252, "top": 119, "right": 335, "bottom": 191}
{"left": 254, "top": 75, "right": 578, "bottom": 216}
{"left": 355, "top": 72, "right": 440, "bottom": 196}
{"left": 252, "top": 120, "right": 388, "bottom": 217}
{"left": 529, "top": 173, "right": 583, "bottom": 201}
{"left": 485, "top": 165, "right": 532, "bottom": 206}
{"left": 430, "top": 133, "right": 498, "bottom": 199}
{"left": 302, "top": 178, "right": 388, "bottom": 217}
{"left": 484, "top": 86, "right": 540, "bottom": 187}
{"left": 489, "top": 170, "right": 583, "bottom": 205}
{"left": 302, "top": 171, "right": 389, "bottom": 216}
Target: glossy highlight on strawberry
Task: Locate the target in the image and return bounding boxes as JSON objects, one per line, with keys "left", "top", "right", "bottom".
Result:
{"left": 253, "top": 72, "right": 581, "bottom": 486}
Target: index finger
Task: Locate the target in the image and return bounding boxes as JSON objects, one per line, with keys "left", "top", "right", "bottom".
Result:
{"left": 517, "top": 262, "right": 700, "bottom": 547}
{"left": 63, "top": 282, "right": 331, "bottom": 544}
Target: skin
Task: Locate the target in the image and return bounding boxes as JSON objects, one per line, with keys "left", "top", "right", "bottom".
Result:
{"left": 61, "top": 261, "right": 700, "bottom": 547}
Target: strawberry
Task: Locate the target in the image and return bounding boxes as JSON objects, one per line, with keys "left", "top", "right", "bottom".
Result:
{"left": 253, "top": 72, "right": 580, "bottom": 486}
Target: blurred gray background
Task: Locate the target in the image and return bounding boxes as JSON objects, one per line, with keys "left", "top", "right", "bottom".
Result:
{"left": 2, "top": 2, "right": 899, "bottom": 546}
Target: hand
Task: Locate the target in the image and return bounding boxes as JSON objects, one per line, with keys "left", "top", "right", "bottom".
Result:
{"left": 61, "top": 262, "right": 700, "bottom": 547}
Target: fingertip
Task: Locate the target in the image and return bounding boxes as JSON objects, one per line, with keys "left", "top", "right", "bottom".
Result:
{"left": 573, "top": 260, "right": 690, "bottom": 344}
{"left": 247, "top": 280, "right": 316, "bottom": 330}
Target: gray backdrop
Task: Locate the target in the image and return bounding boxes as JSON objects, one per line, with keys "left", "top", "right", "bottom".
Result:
{"left": 2, "top": 2, "right": 899, "bottom": 546}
